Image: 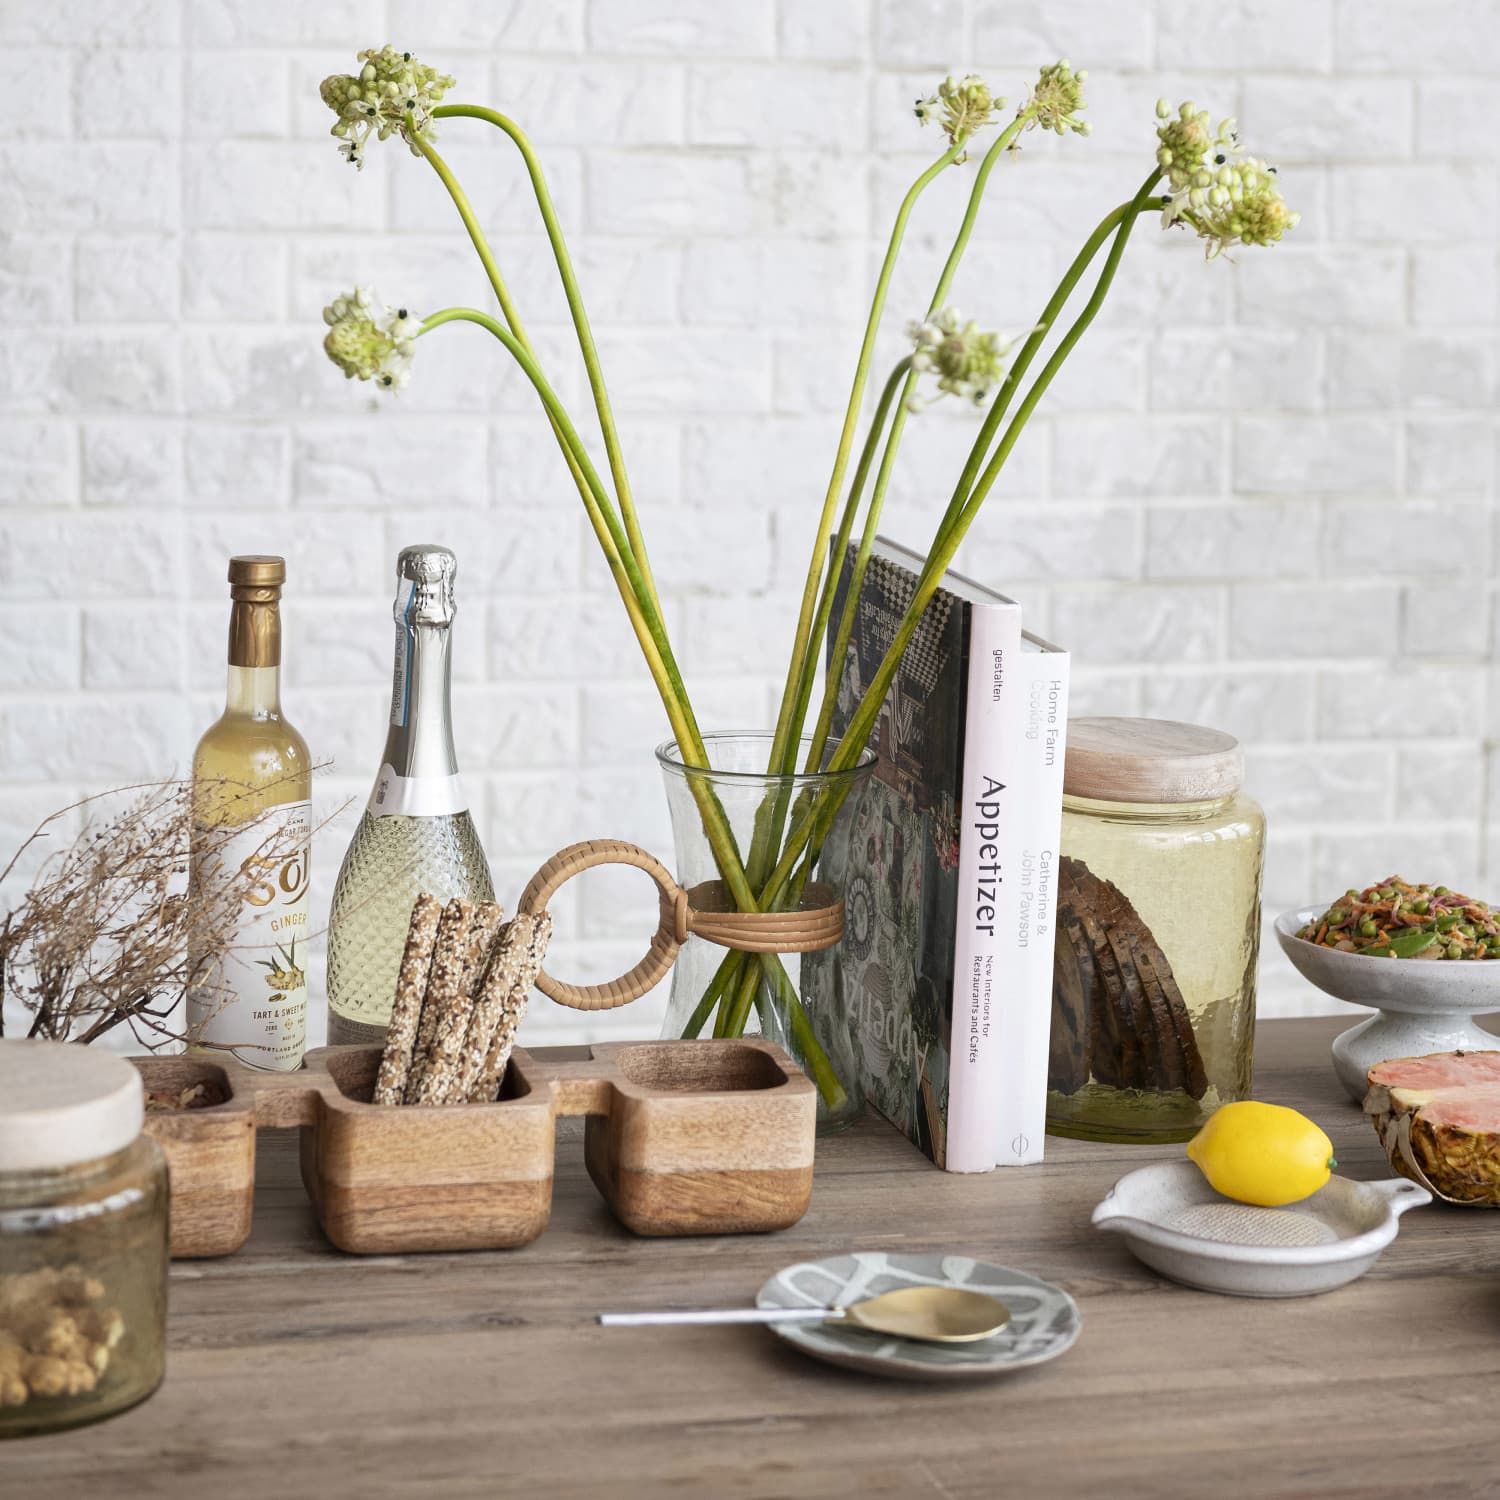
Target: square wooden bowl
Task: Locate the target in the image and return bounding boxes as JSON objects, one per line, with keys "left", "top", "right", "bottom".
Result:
{"left": 134, "top": 1055, "right": 256, "bottom": 1259}
{"left": 297, "top": 1046, "right": 557, "bottom": 1255}
{"left": 582, "top": 1040, "right": 817, "bottom": 1236}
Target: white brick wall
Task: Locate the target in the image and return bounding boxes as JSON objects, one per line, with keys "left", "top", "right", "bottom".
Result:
{"left": 1, "top": 0, "right": 1496, "bottom": 1049}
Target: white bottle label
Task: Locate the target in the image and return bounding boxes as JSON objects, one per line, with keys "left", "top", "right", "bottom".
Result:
{"left": 187, "top": 800, "right": 311, "bottom": 1072}
{"left": 367, "top": 763, "right": 469, "bottom": 818}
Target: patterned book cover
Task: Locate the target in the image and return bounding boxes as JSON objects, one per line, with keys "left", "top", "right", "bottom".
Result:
{"left": 803, "top": 542, "right": 969, "bottom": 1166}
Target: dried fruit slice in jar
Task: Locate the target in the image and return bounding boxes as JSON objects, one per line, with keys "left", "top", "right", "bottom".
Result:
{"left": 1365, "top": 1051, "right": 1500, "bottom": 1205}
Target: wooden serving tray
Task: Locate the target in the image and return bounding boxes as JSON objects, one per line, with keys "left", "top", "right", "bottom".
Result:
{"left": 134, "top": 1040, "right": 817, "bottom": 1258}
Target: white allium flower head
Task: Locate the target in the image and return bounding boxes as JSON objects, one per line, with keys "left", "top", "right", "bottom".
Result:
{"left": 1021, "top": 60, "right": 1090, "bottom": 138}
{"left": 1154, "top": 100, "right": 1240, "bottom": 192}
{"left": 914, "top": 74, "right": 1002, "bottom": 148}
{"left": 322, "top": 287, "right": 420, "bottom": 393}
{"left": 905, "top": 307, "right": 1038, "bottom": 409}
{"left": 1153, "top": 101, "right": 1298, "bottom": 258}
{"left": 320, "top": 46, "right": 456, "bottom": 168}
{"left": 1163, "top": 155, "right": 1300, "bottom": 259}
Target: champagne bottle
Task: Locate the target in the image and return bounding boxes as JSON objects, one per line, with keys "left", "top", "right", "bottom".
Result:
{"left": 188, "top": 555, "right": 312, "bottom": 1071}
{"left": 326, "top": 545, "right": 494, "bottom": 1044}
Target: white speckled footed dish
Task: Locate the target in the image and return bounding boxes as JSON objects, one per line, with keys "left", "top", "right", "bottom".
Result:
{"left": 1093, "top": 1161, "right": 1429, "bottom": 1297}
{"left": 1274, "top": 907, "right": 1500, "bottom": 1103}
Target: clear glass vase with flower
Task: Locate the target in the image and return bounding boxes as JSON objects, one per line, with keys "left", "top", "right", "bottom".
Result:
{"left": 314, "top": 45, "right": 1298, "bottom": 1120}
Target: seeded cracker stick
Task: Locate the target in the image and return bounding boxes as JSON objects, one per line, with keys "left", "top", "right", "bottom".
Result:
{"left": 409, "top": 900, "right": 502, "bottom": 1106}
{"left": 372, "top": 893, "right": 442, "bottom": 1106}
{"left": 467, "top": 911, "right": 552, "bottom": 1103}
{"left": 452, "top": 914, "right": 528, "bottom": 1101}
{"left": 460, "top": 901, "right": 504, "bottom": 1004}
{"left": 404, "top": 898, "right": 474, "bottom": 1104}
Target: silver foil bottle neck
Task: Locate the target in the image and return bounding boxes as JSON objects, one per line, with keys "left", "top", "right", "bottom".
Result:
{"left": 393, "top": 544, "right": 457, "bottom": 627}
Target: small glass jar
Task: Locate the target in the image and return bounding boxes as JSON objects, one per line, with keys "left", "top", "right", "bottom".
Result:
{"left": 0, "top": 1040, "right": 168, "bottom": 1438}
{"left": 1045, "top": 717, "right": 1265, "bottom": 1144}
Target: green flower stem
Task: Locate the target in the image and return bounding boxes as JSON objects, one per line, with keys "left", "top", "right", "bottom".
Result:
{"left": 761, "top": 139, "right": 966, "bottom": 793}
{"left": 412, "top": 131, "right": 704, "bottom": 759}
{"left": 766, "top": 958, "right": 844, "bottom": 1109}
{"left": 751, "top": 183, "right": 1161, "bottom": 909}
{"left": 802, "top": 391, "right": 915, "bottom": 770}
{"left": 432, "top": 103, "right": 660, "bottom": 615}
{"left": 928, "top": 112, "right": 1033, "bottom": 315}
{"left": 742, "top": 119, "right": 1043, "bottom": 932}
{"left": 956, "top": 178, "right": 1162, "bottom": 530}
{"left": 749, "top": 122, "right": 1035, "bottom": 888}
{"left": 683, "top": 949, "right": 744, "bottom": 1037}
{"left": 714, "top": 965, "right": 746, "bottom": 1038}
{"left": 777, "top": 112, "right": 1033, "bottom": 784}
{"left": 715, "top": 950, "right": 847, "bottom": 1115}
{"left": 939, "top": 192, "right": 1162, "bottom": 553}
{"left": 409, "top": 131, "right": 595, "bottom": 497}
{"left": 410, "top": 125, "right": 746, "bottom": 946}
{"left": 803, "top": 111, "right": 1046, "bottom": 775}
{"left": 828, "top": 184, "right": 1164, "bottom": 786}
{"left": 835, "top": 188, "right": 1158, "bottom": 772}
{"left": 419, "top": 308, "right": 758, "bottom": 924}
{"left": 741, "top": 360, "right": 909, "bottom": 893}
{"left": 418, "top": 311, "right": 647, "bottom": 639}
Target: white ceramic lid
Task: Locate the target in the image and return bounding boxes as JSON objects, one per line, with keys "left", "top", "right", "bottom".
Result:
{"left": 0, "top": 1039, "right": 144, "bottom": 1172}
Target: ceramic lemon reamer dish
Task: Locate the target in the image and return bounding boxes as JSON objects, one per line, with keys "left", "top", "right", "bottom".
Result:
{"left": 1093, "top": 1161, "right": 1429, "bottom": 1297}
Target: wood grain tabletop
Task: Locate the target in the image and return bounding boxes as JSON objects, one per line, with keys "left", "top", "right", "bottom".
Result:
{"left": 4, "top": 1016, "right": 1498, "bottom": 1500}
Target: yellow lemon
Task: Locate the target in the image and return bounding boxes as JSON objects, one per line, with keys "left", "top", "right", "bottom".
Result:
{"left": 1186, "top": 1101, "right": 1337, "bottom": 1207}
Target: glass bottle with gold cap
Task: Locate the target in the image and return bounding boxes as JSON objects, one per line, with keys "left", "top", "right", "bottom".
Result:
{"left": 186, "top": 556, "right": 312, "bottom": 1071}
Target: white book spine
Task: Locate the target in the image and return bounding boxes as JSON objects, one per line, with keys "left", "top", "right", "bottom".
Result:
{"left": 944, "top": 600, "right": 1023, "bottom": 1173}
{"left": 993, "top": 647, "right": 1072, "bottom": 1166}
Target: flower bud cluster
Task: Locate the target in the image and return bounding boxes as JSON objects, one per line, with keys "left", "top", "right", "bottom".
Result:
{"left": 914, "top": 74, "right": 1002, "bottom": 146}
{"left": 1163, "top": 155, "right": 1300, "bottom": 258}
{"left": 906, "top": 307, "right": 1032, "bottom": 409}
{"left": 1154, "top": 99, "right": 1239, "bottom": 189}
{"left": 1023, "top": 61, "right": 1090, "bottom": 137}
{"left": 320, "top": 46, "right": 456, "bottom": 169}
{"left": 322, "top": 288, "right": 420, "bottom": 392}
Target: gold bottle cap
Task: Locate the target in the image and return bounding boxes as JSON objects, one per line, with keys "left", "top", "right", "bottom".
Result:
{"left": 228, "top": 555, "right": 286, "bottom": 589}
{"left": 227, "top": 556, "right": 284, "bottom": 665}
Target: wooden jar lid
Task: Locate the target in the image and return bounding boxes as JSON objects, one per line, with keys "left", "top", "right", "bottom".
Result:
{"left": 1063, "top": 716, "right": 1243, "bottom": 804}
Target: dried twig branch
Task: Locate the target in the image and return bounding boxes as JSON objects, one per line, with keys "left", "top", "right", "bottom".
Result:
{"left": 0, "top": 773, "right": 343, "bottom": 1048}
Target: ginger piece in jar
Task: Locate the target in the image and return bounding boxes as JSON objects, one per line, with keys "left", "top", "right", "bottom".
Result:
{"left": 77, "top": 1304, "right": 125, "bottom": 1365}
{"left": 7, "top": 1305, "right": 90, "bottom": 1363}
{"left": 0, "top": 1332, "right": 29, "bottom": 1408}
{"left": 23, "top": 1352, "right": 97, "bottom": 1399}
{"left": 0, "top": 1266, "right": 125, "bottom": 1402}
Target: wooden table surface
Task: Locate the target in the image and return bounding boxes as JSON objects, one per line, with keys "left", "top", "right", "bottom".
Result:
{"left": 5, "top": 1016, "right": 1499, "bottom": 1499}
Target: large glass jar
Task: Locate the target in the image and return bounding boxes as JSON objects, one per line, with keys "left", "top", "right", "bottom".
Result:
{"left": 1045, "top": 717, "right": 1264, "bottom": 1144}
{"left": 0, "top": 1040, "right": 168, "bottom": 1438}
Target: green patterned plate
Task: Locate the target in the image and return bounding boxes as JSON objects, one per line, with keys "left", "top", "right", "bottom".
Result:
{"left": 757, "top": 1251, "right": 1080, "bottom": 1381}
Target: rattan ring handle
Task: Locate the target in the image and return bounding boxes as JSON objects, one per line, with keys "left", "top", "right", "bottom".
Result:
{"left": 517, "top": 839, "right": 685, "bottom": 1012}
{"left": 516, "top": 838, "right": 846, "bottom": 1012}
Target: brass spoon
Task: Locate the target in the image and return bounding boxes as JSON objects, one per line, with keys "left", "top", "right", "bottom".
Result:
{"left": 598, "top": 1286, "right": 1010, "bottom": 1344}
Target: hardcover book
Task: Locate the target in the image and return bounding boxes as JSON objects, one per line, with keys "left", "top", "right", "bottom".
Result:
{"left": 806, "top": 538, "right": 1071, "bottom": 1169}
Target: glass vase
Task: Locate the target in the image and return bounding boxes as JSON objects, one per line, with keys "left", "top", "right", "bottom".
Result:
{"left": 657, "top": 733, "right": 875, "bottom": 1134}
